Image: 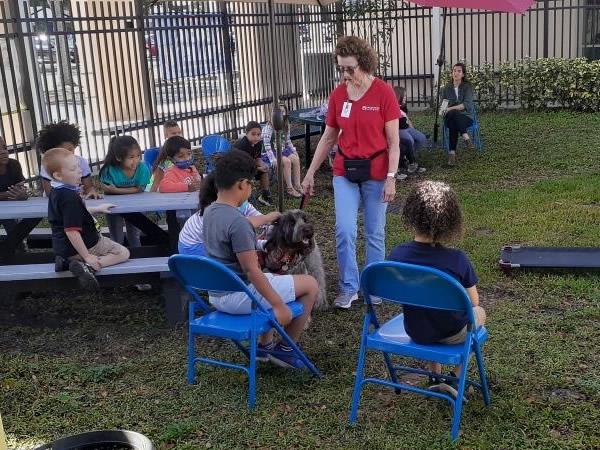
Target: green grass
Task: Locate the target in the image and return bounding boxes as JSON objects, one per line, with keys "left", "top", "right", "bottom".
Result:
{"left": 1, "top": 110, "right": 599, "bottom": 449}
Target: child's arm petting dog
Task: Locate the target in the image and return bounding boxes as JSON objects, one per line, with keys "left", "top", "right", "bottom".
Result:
{"left": 248, "top": 211, "right": 281, "bottom": 228}
{"left": 237, "top": 249, "right": 293, "bottom": 326}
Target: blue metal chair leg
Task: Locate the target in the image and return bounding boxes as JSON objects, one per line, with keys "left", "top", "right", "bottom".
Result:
{"left": 474, "top": 344, "right": 491, "bottom": 406}
{"left": 248, "top": 329, "right": 257, "bottom": 409}
{"left": 187, "top": 332, "right": 196, "bottom": 384}
{"left": 349, "top": 332, "right": 368, "bottom": 424}
{"left": 382, "top": 352, "right": 401, "bottom": 393}
{"left": 450, "top": 355, "right": 470, "bottom": 441}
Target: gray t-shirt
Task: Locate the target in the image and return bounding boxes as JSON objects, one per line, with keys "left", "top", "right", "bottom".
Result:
{"left": 202, "top": 202, "right": 256, "bottom": 282}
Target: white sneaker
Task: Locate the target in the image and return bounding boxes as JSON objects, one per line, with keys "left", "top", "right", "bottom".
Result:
{"left": 334, "top": 292, "right": 359, "bottom": 309}
{"left": 396, "top": 173, "right": 408, "bottom": 181}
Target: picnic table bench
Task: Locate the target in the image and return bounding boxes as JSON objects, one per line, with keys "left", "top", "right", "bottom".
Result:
{"left": 0, "top": 192, "right": 197, "bottom": 326}
{"left": 0, "top": 257, "right": 188, "bottom": 326}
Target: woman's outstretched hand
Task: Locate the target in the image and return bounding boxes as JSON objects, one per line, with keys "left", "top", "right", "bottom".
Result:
{"left": 301, "top": 172, "right": 315, "bottom": 197}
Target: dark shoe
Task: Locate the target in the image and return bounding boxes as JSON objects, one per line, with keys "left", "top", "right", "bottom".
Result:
{"left": 68, "top": 260, "right": 99, "bottom": 291}
{"left": 463, "top": 138, "right": 474, "bottom": 149}
{"left": 54, "top": 255, "right": 68, "bottom": 272}
{"left": 257, "top": 341, "right": 274, "bottom": 362}
{"left": 268, "top": 343, "right": 306, "bottom": 369}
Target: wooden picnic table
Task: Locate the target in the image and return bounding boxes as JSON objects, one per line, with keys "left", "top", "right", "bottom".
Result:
{"left": 0, "top": 192, "right": 198, "bottom": 264}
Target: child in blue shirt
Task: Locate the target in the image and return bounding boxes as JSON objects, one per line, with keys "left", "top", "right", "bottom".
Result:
{"left": 99, "top": 136, "right": 150, "bottom": 248}
{"left": 202, "top": 150, "right": 319, "bottom": 369}
{"left": 388, "top": 181, "right": 486, "bottom": 390}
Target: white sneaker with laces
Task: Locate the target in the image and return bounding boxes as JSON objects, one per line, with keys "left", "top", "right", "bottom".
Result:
{"left": 334, "top": 292, "right": 358, "bottom": 309}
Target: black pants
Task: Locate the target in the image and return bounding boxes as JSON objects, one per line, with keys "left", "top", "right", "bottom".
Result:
{"left": 444, "top": 110, "right": 473, "bottom": 151}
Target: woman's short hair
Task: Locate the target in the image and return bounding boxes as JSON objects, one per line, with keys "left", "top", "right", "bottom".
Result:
{"left": 453, "top": 62, "right": 469, "bottom": 82}
{"left": 334, "top": 36, "right": 378, "bottom": 75}
{"left": 401, "top": 181, "right": 463, "bottom": 243}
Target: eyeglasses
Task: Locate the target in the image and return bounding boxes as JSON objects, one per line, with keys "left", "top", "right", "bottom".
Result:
{"left": 335, "top": 64, "right": 360, "bottom": 75}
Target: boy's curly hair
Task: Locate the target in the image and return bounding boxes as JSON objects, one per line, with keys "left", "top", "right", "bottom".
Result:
{"left": 334, "top": 36, "right": 378, "bottom": 75}
{"left": 36, "top": 121, "right": 81, "bottom": 153}
{"left": 402, "top": 181, "right": 463, "bottom": 243}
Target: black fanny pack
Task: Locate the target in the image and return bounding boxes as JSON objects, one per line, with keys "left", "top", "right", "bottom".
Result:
{"left": 337, "top": 148, "right": 386, "bottom": 183}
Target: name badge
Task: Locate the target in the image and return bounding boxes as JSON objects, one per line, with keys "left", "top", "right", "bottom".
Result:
{"left": 341, "top": 101, "right": 353, "bottom": 118}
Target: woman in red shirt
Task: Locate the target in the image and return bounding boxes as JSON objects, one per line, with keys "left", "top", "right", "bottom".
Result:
{"left": 302, "top": 36, "right": 400, "bottom": 309}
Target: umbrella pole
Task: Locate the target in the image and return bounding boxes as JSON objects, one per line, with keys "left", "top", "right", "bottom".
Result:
{"left": 433, "top": 8, "right": 447, "bottom": 144}
{"left": 268, "top": 0, "right": 285, "bottom": 212}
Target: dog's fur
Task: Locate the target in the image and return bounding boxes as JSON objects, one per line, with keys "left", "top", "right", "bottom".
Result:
{"left": 259, "top": 209, "right": 328, "bottom": 310}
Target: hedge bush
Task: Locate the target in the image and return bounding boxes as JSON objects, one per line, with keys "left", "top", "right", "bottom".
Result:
{"left": 439, "top": 58, "right": 600, "bottom": 112}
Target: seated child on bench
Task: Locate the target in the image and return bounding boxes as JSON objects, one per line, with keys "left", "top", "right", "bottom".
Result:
{"left": 388, "top": 180, "right": 486, "bottom": 393}
{"left": 37, "top": 121, "right": 101, "bottom": 198}
{"left": 43, "top": 148, "right": 129, "bottom": 290}
{"left": 202, "top": 150, "right": 319, "bottom": 369}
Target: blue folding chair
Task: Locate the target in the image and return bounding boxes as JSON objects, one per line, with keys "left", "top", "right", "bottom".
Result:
{"left": 349, "top": 261, "right": 491, "bottom": 441}
{"left": 143, "top": 146, "right": 160, "bottom": 170}
{"left": 168, "top": 255, "right": 321, "bottom": 408}
{"left": 442, "top": 108, "right": 484, "bottom": 152}
{"left": 201, "top": 135, "right": 231, "bottom": 173}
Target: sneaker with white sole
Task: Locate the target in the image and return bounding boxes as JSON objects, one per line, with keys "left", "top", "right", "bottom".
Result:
{"left": 268, "top": 343, "right": 306, "bottom": 369}
{"left": 334, "top": 292, "right": 359, "bottom": 309}
{"left": 256, "top": 341, "right": 274, "bottom": 362}
{"left": 68, "top": 260, "right": 99, "bottom": 291}
{"left": 369, "top": 296, "right": 383, "bottom": 305}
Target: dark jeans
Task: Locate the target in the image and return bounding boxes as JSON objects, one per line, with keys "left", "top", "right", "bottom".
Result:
{"left": 444, "top": 110, "right": 473, "bottom": 151}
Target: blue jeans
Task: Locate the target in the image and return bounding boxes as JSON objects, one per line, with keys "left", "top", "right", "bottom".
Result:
{"left": 178, "top": 241, "right": 206, "bottom": 256}
{"left": 333, "top": 176, "right": 387, "bottom": 294}
{"left": 400, "top": 127, "right": 427, "bottom": 154}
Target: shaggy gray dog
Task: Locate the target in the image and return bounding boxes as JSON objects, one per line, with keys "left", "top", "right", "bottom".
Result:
{"left": 258, "top": 209, "right": 328, "bottom": 310}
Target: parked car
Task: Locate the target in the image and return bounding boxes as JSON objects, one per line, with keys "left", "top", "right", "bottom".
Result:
{"left": 33, "top": 33, "right": 78, "bottom": 64}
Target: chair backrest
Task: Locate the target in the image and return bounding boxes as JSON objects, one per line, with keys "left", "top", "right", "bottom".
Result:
{"left": 143, "top": 146, "right": 160, "bottom": 170}
{"left": 360, "top": 261, "right": 475, "bottom": 322}
{"left": 201, "top": 135, "right": 231, "bottom": 172}
{"left": 168, "top": 255, "right": 262, "bottom": 312}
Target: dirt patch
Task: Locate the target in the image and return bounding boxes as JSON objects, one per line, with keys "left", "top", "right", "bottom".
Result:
{"left": 479, "top": 284, "right": 518, "bottom": 312}
{"left": 547, "top": 388, "right": 589, "bottom": 402}
{"left": 474, "top": 227, "right": 494, "bottom": 237}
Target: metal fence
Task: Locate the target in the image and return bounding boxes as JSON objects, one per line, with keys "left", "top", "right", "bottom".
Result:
{"left": 1, "top": 0, "right": 598, "bottom": 182}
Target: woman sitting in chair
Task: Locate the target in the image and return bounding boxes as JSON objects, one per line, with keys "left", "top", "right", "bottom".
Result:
{"left": 441, "top": 62, "right": 475, "bottom": 166}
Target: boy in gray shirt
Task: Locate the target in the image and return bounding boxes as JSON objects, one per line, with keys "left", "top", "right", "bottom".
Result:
{"left": 202, "top": 150, "right": 319, "bottom": 369}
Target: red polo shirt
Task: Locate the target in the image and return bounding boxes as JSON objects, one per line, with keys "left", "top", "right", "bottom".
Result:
{"left": 326, "top": 78, "right": 400, "bottom": 180}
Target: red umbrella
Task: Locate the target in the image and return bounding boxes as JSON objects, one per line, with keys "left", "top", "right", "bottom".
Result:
{"left": 404, "top": 0, "right": 536, "bottom": 142}
{"left": 407, "top": 1, "right": 535, "bottom": 14}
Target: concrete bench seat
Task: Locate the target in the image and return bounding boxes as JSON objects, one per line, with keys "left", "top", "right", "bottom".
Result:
{"left": 0, "top": 257, "right": 188, "bottom": 326}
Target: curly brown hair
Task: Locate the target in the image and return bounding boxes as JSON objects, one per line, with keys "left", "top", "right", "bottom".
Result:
{"left": 334, "top": 36, "right": 378, "bottom": 74}
{"left": 402, "top": 181, "right": 463, "bottom": 243}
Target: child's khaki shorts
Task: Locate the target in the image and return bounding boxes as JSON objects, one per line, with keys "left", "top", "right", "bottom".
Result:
{"left": 87, "top": 236, "right": 126, "bottom": 257}
{"left": 439, "top": 306, "right": 487, "bottom": 345}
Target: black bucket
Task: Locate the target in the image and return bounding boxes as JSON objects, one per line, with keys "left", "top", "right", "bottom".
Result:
{"left": 34, "top": 430, "right": 154, "bottom": 450}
